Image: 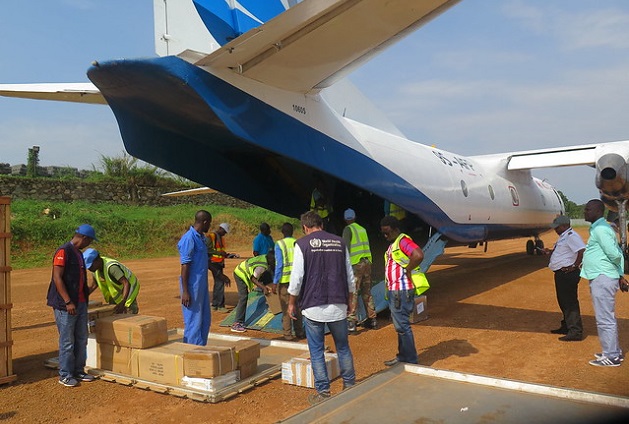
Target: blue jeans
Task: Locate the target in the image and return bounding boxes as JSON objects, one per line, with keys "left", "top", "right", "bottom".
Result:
{"left": 303, "top": 316, "right": 355, "bottom": 394}
{"left": 388, "top": 289, "right": 418, "bottom": 364}
{"left": 54, "top": 302, "right": 88, "bottom": 379}
{"left": 590, "top": 274, "right": 621, "bottom": 358}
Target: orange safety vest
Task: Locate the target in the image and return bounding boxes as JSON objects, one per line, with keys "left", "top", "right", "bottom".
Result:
{"left": 208, "top": 232, "right": 226, "bottom": 264}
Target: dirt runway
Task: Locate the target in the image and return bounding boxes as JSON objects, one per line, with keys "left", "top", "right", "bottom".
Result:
{"left": 2, "top": 228, "right": 628, "bottom": 423}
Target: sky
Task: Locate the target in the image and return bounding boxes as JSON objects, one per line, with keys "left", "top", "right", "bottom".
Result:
{"left": 2, "top": 0, "right": 629, "bottom": 205}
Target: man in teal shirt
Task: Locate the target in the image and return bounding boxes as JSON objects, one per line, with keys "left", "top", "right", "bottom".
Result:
{"left": 581, "top": 199, "right": 625, "bottom": 367}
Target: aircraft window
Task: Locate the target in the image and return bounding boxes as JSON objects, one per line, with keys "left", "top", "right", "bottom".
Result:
{"left": 460, "top": 180, "right": 468, "bottom": 197}
{"left": 509, "top": 186, "right": 520, "bottom": 206}
{"left": 541, "top": 194, "right": 546, "bottom": 206}
{"left": 488, "top": 185, "right": 495, "bottom": 200}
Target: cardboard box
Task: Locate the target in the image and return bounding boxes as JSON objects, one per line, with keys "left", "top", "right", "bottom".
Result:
{"left": 183, "top": 345, "right": 236, "bottom": 378}
{"left": 95, "top": 315, "right": 168, "bottom": 348}
{"left": 205, "top": 339, "right": 261, "bottom": 366}
{"left": 239, "top": 360, "right": 258, "bottom": 379}
{"left": 135, "top": 341, "right": 197, "bottom": 385}
{"left": 265, "top": 292, "right": 283, "bottom": 315}
{"left": 98, "top": 343, "right": 137, "bottom": 375}
{"left": 281, "top": 353, "right": 339, "bottom": 388}
{"left": 87, "top": 304, "right": 117, "bottom": 333}
{"left": 410, "top": 295, "right": 428, "bottom": 323}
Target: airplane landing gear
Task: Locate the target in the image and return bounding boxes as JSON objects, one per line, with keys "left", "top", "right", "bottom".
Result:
{"left": 526, "top": 239, "right": 544, "bottom": 255}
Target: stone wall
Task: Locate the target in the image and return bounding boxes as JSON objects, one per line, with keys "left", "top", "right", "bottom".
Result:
{"left": 0, "top": 176, "right": 253, "bottom": 208}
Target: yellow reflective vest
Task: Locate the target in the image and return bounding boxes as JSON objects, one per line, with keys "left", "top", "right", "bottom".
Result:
{"left": 234, "top": 255, "right": 270, "bottom": 291}
{"left": 276, "top": 237, "right": 295, "bottom": 284}
{"left": 347, "top": 222, "right": 372, "bottom": 265}
{"left": 385, "top": 233, "right": 429, "bottom": 295}
{"left": 94, "top": 257, "right": 140, "bottom": 307}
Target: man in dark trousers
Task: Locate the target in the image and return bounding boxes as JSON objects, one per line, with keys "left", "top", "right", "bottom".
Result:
{"left": 543, "top": 215, "right": 585, "bottom": 341}
{"left": 47, "top": 224, "right": 98, "bottom": 387}
{"left": 288, "top": 211, "right": 356, "bottom": 405}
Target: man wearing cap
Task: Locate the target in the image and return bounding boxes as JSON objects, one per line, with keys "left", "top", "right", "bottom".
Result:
{"left": 47, "top": 224, "right": 98, "bottom": 387}
{"left": 207, "top": 222, "right": 233, "bottom": 313}
{"left": 83, "top": 249, "right": 140, "bottom": 314}
{"left": 543, "top": 215, "right": 586, "bottom": 341}
{"left": 342, "top": 208, "right": 377, "bottom": 333}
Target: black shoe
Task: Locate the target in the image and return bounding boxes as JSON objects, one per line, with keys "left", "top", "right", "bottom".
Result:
{"left": 384, "top": 357, "right": 399, "bottom": 366}
{"left": 558, "top": 334, "right": 582, "bottom": 342}
{"left": 363, "top": 318, "right": 378, "bottom": 329}
{"left": 348, "top": 321, "right": 357, "bottom": 333}
{"left": 550, "top": 327, "right": 568, "bottom": 335}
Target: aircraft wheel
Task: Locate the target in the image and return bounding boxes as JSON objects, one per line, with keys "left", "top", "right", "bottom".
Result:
{"left": 526, "top": 240, "right": 535, "bottom": 255}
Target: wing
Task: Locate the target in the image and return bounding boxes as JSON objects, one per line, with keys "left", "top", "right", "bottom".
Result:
{"left": 195, "top": 0, "right": 462, "bottom": 93}
{"left": 162, "top": 187, "right": 217, "bottom": 197}
{"left": 469, "top": 140, "right": 629, "bottom": 171}
{"left": 0, "top": 83, "right": 106, "bottom": 104}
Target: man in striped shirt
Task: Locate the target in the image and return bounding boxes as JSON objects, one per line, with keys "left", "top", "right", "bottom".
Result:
{"left": 380, "top": 215, "right": 424, "bottom": 366}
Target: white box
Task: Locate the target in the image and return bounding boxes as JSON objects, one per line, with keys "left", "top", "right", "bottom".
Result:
{"left": 281, "top": 353, "right": 339, "bottom": 388}
{"left": 181, "top": 370, "right": 240, "bottom": 392}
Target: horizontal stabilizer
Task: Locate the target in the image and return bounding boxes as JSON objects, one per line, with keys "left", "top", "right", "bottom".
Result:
{"left": 0, "top": 83, "right": 105, "bottom": 104}
{"left": 196, "top": 0, "right": 461, "bottom": 92}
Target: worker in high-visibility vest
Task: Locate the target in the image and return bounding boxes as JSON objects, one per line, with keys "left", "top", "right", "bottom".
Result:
{"left": 231, "top": 251, "right": 275, "bottom": 333}
{"left": 380, "top": 215, "right": 425, "bottom": 366}
{"left": 83, "top": 248, "right": 140, "bottom": 314}
{"left": 272, "top": 222, "right": 305, "bottom": 340}
{"left": 342, "top": 209, "right": 377, "bottom": 333}
{"left": 310, "top": 176, "right": 335, "bottom": 233}
{"left": 207, "top": 222, "right": 236, "bottom": 313}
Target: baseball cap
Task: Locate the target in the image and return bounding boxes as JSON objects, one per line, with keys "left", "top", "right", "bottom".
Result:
{"left": 219, "top": 223, "right": 230, "bottom": 233}
{"left": 550, "top": 215, "right": 571, "bottom": 228}
{"left": 76, "top": 224, "right": 98, "bottom": 241}
{"left": 344, "top": 208, "right": 356, "bottom": 220}
{"left": 83, "top": 248, "right": 99, "bottom": 269}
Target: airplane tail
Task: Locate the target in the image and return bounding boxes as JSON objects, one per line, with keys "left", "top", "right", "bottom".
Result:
{"left": 153, "top": 0, "right": 298, "bottom": 57}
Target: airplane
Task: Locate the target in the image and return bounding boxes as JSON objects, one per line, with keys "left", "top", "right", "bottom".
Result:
{"left": 2, "top": 0, "right": 629, "bottom": 272}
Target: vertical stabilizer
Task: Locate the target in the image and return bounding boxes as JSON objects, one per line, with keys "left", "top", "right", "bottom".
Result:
{"left": 153, "top": 0, "right": 220, "bottom": 56}
{"left": 154, "top": 0, "right": 301, "bottom": 57}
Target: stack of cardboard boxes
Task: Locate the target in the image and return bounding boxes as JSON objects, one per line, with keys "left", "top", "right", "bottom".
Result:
{"left": 92, "top": 315, "right": 261, "bottom": 390}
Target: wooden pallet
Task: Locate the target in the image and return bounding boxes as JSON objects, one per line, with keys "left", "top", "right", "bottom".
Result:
{"left": 90, "top": 366, "right": 282, "bottom": 403}
{"left": 0, "top": 197, "right": 16, "bottom": 385}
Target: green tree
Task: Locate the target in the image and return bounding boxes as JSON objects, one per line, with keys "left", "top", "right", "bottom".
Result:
{"left": 26, "top": 145, "right": 40, "bottom": 177}
{"left": 558, "top": 190, "right": 583, "bottom": 218}
{"left": 98, "top": 152, "right": 166, "bottom": 201}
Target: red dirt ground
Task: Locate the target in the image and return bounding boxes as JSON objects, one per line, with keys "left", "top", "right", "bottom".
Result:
{"left": 1, "top": 228, "right": 628, "bottom": 423}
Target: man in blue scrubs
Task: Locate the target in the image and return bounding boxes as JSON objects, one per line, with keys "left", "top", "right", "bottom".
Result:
{"left": 178, "top": 210, "right": 212, "bottom": 345}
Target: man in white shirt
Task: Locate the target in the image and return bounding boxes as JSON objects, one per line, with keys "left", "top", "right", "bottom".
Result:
{"left": 544, "top": 215, "right": 586, "bottom": 341}
{"left": 288, "top": 211, "right": 356, "bottom": 405}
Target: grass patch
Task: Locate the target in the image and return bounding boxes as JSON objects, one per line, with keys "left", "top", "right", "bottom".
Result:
{"left": 9, "top": 200, "right": 299, "bottom": 269}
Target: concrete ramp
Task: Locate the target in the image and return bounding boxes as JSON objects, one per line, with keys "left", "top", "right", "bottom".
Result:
{"left": 281, "top": 364, "right": 629, "bottom": 424}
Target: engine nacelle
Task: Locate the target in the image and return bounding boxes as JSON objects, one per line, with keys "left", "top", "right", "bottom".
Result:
{"left": 596, "top": 145, "right": 629, "bottom": 212}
